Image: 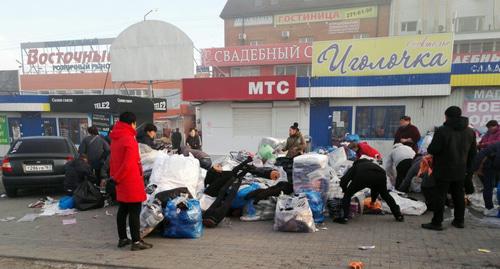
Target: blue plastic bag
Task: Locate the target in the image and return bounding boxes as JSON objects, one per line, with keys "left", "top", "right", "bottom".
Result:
{"left": 305, "top": 191, "right": 324, "bottom": 224}
{"left": 59, "top": 196, "right": 74, "bottom": 210}
{"left": 231, "top": 183, "right": 261, "bottom": 209}
{"left": 163, "top": 197, "right": 203, "bottom": 239}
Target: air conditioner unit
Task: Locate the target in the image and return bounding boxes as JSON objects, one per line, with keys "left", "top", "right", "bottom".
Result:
{"left": 281, "top": 31, "right": 290, "bottom": 39}
{"left": 238, "top": 33, "right": 247, "bottom": 40}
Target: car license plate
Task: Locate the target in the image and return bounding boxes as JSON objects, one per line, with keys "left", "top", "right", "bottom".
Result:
{"left": 25, "top": 165, "right": 53, "bottom": 172}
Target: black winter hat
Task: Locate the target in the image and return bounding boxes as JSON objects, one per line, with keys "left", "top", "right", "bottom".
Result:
{"left": 444, "top": 106, "right": 462, "bottom": 118}
{"left": 290, "top": 122, "right": 299, "bottom": 130}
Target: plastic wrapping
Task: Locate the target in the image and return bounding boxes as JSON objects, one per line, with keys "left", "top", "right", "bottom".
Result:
{"left": 381, "top": 192, "right": 427, "bottom": 216}
{"left": 231, "top": 183, "right": 261, "bottom": 209}
{"left": 140, "top": 199, "right": 164, "bottom": 239}
{"left": 199, "top": 193, "right": 216, "bottom": 211}
{"left": 139, "top": 144, "right": 160, "bottom": 172}
{"left": 293, "top": 154, "right": 330, "bottom": 201}
{"left": 274, "top": 193, "right": 316, "bottom": 233}
{"left": 328, "top": 147, "right": 347, "bottom": 168}
{"left": 258, "top": 137, "right": 285, "bottom": 152}
{"left": 73, "top": 181, "right": 104, "bottom": 211}
{"left": 58, "top": 196, "right": 74, "bottom": 210}
{"left": 240, "top": 197, "right": 277, "bottom": 222}
{"left": 149, "top": 152, "right": 201, "bottom": 198}
{"left": 163, "top": 196, "right": 203, "bottom": 239}
{"left": 305, "top": 191, "right": 324, "bottom": 224}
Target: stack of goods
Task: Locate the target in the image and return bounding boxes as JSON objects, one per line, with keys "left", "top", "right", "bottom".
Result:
{"left": 240, "top": 197, "right": 277, "bottom": 222}
{"left": 293, "top": 153, "right": 330, "bottom": 207}
{"left": 139, "top": 143, "right": 160, "bottom": 173}
{"left": 274, "top": 193, "right": 316, "bottom": 233}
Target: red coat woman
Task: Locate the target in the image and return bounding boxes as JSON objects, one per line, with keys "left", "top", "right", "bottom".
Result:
{"left": 110, "top": 121, "right": 146, "bottom": 203}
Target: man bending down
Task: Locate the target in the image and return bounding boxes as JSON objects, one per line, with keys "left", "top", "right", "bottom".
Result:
{"left": 336, "top": 159, "right": 404, "bottom": 224}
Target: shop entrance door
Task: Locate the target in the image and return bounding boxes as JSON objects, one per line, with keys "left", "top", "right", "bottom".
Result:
{"left": 329, "top": 107, "right": 352, "bottom": 147}
{"left": 20, "top": 113, "right": 43, "bottom": 137}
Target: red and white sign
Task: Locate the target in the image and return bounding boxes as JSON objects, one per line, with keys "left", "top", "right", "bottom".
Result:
{"left": 453, "top": 52, "right": 500, "bottom": 64}
{"left": 201, "top": 43, "right": 312, "bottom": 67}
{"left": 182, "top": 76, "right": 296, "bottom": 101}
{"left": 463, "top": 89, "right": 500, "bottom": 127}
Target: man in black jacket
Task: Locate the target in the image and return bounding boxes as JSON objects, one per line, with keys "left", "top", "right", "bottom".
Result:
{"left": 171, "top": 128, "right": 182, "bottom": 152}
{"left": 64, "top": 154, "right": 96, "bottom": 195}
{"left": 336, "top": 158, "right": 404, "bottom": 224}
{"left": 136, "top": 123, "right": 159, "bottom": 149}
{"left": 422, "top": 106, "right": 476, "bottom": 231}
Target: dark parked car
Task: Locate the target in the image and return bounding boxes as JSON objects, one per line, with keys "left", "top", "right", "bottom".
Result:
{"left": 2, "top": 136, "right": 78, "bottom": 197}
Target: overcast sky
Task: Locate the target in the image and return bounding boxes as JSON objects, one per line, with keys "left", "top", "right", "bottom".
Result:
{"left": 0, "top": 0, "right": 226, "bottom": 70}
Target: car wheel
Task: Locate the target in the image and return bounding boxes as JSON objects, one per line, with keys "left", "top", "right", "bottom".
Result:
{"left": 5, "top": 187, "right": 17, "bottom": 198}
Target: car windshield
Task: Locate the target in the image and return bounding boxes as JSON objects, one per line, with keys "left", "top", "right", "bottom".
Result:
{"left": 9, "top": 139, "right": 69, "bottom": 154}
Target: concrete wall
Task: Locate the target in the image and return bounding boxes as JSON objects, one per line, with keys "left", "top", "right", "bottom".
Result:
{"left": 200, "top": 101, "right": 309, "bottom": 156}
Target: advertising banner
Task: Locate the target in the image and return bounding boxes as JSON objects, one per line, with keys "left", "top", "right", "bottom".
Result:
{"left": 275, "top": 6, "right": 377, "bottom": 25}
{"left": 49, "top": 95, "right": 166, "bottom": 113}
{"left": 463, "top": 88, "right": 500, "bottom": 128}
{"left": 312, "top": 33, "right": 453, "bottom": 77}
{"left": 182, "top": 75, "right": 296, "bottom": 101}
{"left": 451, "top": 51, "right": 500, "bottom": 86}
{"left": 202, "top": 43, "right": 312, "bottom": 67}
{"left": 328, "top": 20, "right": 361, "bottom": 34}
{"left": 0, "top": 115, "right": 9, "bottom": 144}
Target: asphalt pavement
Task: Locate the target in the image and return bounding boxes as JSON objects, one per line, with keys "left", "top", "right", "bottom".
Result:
{"left": 0, "top": 190, "right": 498, "bottom": 269}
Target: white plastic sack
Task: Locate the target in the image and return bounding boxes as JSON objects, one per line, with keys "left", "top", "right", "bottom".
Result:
{"left": 327, "top": 174, "right": 343, "bottom": 200}
{"left": 381, "top": 192, "right": 427, "bottom": 216}
{"left": 199, "top": 193, "right": 216, "bottom": 211}
{"left": 139, "top": 144, "right": 160, "bottom": 172}
{"left": 258, "top": 137, "right": 285, "bottom": 151}
{"left": 333, "top": 160, "right": 353, "bottom": 178}
{"left": 410, "top": 177, "right": 422, "bottom": 193}
{"left": 149, "top": 152, "right": 201, "bottom": 197}
{"left": 294, "top": 153, "right": 328, "bottom": 169}
{"left": 328, "top": 148, "right": 347, "bottom": 168}
{"left": 274, "top": 193, "right": 316, "bottom": 233}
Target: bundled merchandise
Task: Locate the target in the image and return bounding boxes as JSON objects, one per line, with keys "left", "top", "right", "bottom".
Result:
{"left": 140, "top": 199, "right": 164, "bottom": 238}
{"left": 163, "top": 195, "right": 203, "bottom": 239}
{"left": 274, "top": 193, "right": 316, "bottom": 233}
{"left": 240, "top": 197, "right": 277, "bottom": 222}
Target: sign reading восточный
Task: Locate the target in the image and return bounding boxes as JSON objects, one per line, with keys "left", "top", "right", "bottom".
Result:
{"left": 312, "top": 33, "right": 454, "bottom": 77}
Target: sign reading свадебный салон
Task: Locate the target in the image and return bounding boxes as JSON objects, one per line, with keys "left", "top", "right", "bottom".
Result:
{"left": 312, "top": 33, "right": 453, "bottom": 77}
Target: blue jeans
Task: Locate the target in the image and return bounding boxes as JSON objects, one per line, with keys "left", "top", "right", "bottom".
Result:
{"left": 480, "top": 169, "right": 499, "bottom": 209}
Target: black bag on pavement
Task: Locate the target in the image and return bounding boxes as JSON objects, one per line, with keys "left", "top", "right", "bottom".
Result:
{"left": 73, "top": 180, "right": 105, "bottom": 211}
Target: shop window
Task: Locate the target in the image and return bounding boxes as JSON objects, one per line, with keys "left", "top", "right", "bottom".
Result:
{"left": 330, "top": 107, "right": 352, "bottom": 147}
{"left": 456, "top": 16, "right": 484, "bottom": 33}
{"left": 58, "top": 118, "right": 89, "bottom": 145}
{"left": 470, "top": 42, "right": 482, "bottom": 53}
{"left": 355, "top": 106, "right": 405, "bottom": 139}
{"left": 482, "top": 42, "right": 494, "bottom": 52}
{"left": 401, "top": 21, "right": 418, "bottom": 34}
{"left": 231, "top": 66, "right": 260, "bottom": 77}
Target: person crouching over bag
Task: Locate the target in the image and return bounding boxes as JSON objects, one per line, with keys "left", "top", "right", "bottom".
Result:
{"left": 64, "top": 154, "right": 96, "bottom": 195}
{"left": 336, "top": 158, "right": 404, "bottom": 224}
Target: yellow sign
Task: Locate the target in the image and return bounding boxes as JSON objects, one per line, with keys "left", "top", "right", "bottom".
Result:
{"left": 275, "top": 6, "right": 377, "bottom": 25}
{"left": 451, "top": 74, "right": 500, "bottom": 87}
{"left": 312, "top": 33, "right": 454, "bottom": 77}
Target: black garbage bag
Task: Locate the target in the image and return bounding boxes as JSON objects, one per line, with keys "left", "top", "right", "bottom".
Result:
{"left": 73, "top": 180, "right": 105, "bottom": 211}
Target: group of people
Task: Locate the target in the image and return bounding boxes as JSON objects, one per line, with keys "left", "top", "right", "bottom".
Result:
{"left": 347, "top": 106, "right": 499, "bottom": 230}
{"left": 63, "top": 105, "right": 500, "bottom": 251}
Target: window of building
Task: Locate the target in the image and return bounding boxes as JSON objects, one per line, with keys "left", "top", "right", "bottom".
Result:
{"left": 275, "top": 64, "right": 311, "bottom": 76}
{"left": 231, "top": 66, "right": 260, "bottom": 77}
{"left": 58, "top": 118, "right": 89, "bottom": 145}
{"left": 299, "top": 37, "right": 314, "bottom": 44}
{"left": 353, "top": 33, "right": 369, "bottom": 39}
{"left": 355, "top": 106, "right": 405, "bottom": 139}
{"left": 470, "top": 42, "right": 483, "bottom": 53}
{"left": 401, "top": 21, "right": 418, "bottom": 33}
{"left": 457, "top": 16, "right": 484, "bottom": 33}
{"left": 482, "top": 42, "right": 494, "bottom": 52}
{"left": 249, "top": 40, "right": 263, "bottom": 46}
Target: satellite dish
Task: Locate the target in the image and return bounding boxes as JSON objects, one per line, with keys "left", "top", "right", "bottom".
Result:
{"left": 111, "top": 20, "right": 194, "bottom": 82}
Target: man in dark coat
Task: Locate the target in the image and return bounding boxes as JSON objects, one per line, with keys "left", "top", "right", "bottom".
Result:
{"left": 136, "top": 123, "right": 159, "bottom": 150}
{"left": 64, "top": 154, "right": 95, "bottom": 195}
{"left": 336, "top": 158, "right": 404, "bottom": 224}
{"left": 171, "top": 128, "right": 182, "bottom": 152}
{"left": 394, "top": 116, "right": 421, "bottom": 154}
{"left": 79, "top": 126, "right": 110, "bottom": 185}
{"left": 422, "top": 106, "right": 476, "bottom": 231}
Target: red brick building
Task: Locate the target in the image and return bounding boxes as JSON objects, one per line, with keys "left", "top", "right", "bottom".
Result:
{"left": 208, "top": 0, "right": 391, "bottom": 77}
